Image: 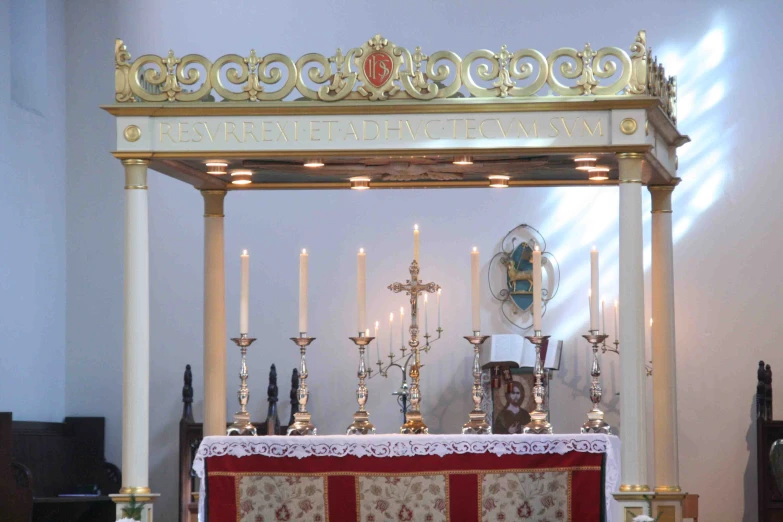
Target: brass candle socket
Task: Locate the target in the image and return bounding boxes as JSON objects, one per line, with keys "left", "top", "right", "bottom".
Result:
{"left": 227, "top": 334, "right": 258, "bottom": 436}
{"left": 462, "top": 332, "right": 492, "bottom": 435}
{"left": 346, "top": 333, "right": 376, "bottom": 435}
{"left": 581, "top": 331, "right": 612, "bottom": 434}
{"left": 523, "top": 331, "right": 554, "bottom": 435}
{"left": 286, "top": 335, "right": 317, "bottom": 436}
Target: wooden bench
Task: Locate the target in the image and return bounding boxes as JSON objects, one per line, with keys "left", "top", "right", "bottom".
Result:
{"left": 0, "top": 413, "right": 120, "bottom": 522}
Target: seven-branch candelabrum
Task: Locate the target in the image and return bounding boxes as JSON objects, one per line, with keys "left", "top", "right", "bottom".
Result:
{"left": 581, "top": 331, "right": 612, "bottom": 434}
{"left": 462, "top": 332, "right": 491, "bottom": 434}
{"left": 387, "top": 260, "right": 440, "bottom": 435}
{"left": 227, "top": 334, "right": 258, "bottom": 436}
{"left": 523, "top": 331, "right": 554, "bottom": 435}
{"left": 346, "top": 333, "right": 376, "bottom": 435}
{"left": 286, "top": 335, "right": 317, "bottom": 436}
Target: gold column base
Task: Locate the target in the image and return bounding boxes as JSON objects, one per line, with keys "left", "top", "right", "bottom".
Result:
{"left": 654, "top": 486, "right": 683, "bottom": 493}
{"left": 400, "top": 411, "right": 428, "bottom": 434}
{"left": 346, "top": 411, "right": 376, "bottom": 435}
{"left": 286, "top": 411, "right": 317, "bottom": 436}
{"left": 462, "top": 410, "right": 492, "bottom": 435}
{"left": 111, "top": 491, "right": 157, "bottom": 504}
{"left": 227, "top": 411, "right": 258, "bottom": 436}
{"left": 619, "top": 484, "right": 651, "bottom": 492}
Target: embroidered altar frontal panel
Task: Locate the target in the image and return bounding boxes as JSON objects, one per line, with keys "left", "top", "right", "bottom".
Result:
{"left": 206, "top": 451, "right": 603, "bottom": 522}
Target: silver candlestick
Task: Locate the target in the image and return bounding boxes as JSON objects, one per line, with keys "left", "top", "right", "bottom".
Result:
{"left": 581, "top": 331, "right": 612, "bottom": 434}
{"left": 462, "top": 332, "right": 491, "bottom": 434}
{"left": 286, "top": 334, "right": 317, "bottom": 436}
{"left": 523, "top": 331, "right": 554, "bottom": 434}
{"left": 347, "top": 333, "right": 376, "bottom": 435}
{"left": 227, "top": 334, "right": 258, "bottom": 436}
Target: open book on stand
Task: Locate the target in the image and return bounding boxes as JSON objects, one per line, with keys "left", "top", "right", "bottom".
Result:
{"left": 479, "top": 334, "right": 563, "bottom": 370}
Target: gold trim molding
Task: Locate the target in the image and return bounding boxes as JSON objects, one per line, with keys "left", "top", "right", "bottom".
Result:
{"left": 113, "top": 30, "right": 677, "bottom": 125}
{"left": 124, "top": 185, "right": 148, "bottom": 190}
{"left": 119, "top": 486, "right": 152, "bottom": 495}
{"left": 654, "top": 486, "right": 682, "bottom": 493}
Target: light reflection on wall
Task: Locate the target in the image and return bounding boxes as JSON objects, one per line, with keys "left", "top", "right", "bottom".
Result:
{"left": 540, "top": 25, "right": 730, "bottom": 346}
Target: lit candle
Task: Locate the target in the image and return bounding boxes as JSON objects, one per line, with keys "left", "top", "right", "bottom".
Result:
{"left": 413, "top": 224, "right": 420, "bottom": 264}
{"left": 389, "top": 312, "right": 394, "bottom": 357}
{"left": 471, "top": 247, "right": 480, "bottom": 332}
{"left": 375, "top": 321, "right": 380, "bottom": 363}
{"left": 614, "top": 299, "right": 619, "bottom": 340}
{"left": 601, "top": 300, "right": 606, "bottom": 335}
{"left": 299, "top": 248, "right": 308, "bottom": 334}
{"left": 532, "top": 246, "right": 542, "bottom": 331}
{"left": 437, "top": 288, "right": 442, "bottom": 330}
{"left": 400, "top": 306, "right": 405, "bottom": 348}
{"left": 240, "top": 249, "right": 249, "bottom": 335}
{"left": 358, "top": 248, "right": 366, "bottom": 334}
{"left": 590, "top": 246, "right": 599, "bottom": 332}
{"left": 424, "top": 293, "right": 429, "bottom": 334}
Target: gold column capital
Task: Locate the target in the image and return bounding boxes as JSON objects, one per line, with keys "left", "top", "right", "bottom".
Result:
{"left": 121, "top": 159, "right": 150, "bottom": 166}
{"left": 617, "top": 152, "right": 644, "bottom": 183}
{"left": 649, "top": 185, "right": 676, "bottom": 213}
{"left": 201, "top": 189, "right": 227, "bottom": 217}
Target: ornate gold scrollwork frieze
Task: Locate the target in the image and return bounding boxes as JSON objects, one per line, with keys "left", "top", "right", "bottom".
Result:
{"left": 113, "top": 31, "right": 677, "bottom": 124}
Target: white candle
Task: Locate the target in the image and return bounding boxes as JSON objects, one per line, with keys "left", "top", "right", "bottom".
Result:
{"left": 437, "top": 288, "right": 442, "bottom": 330}
{"left": 602, "top": 300, "right": 606, "bottom": 335}
{"left": 375, "top": 321, "right": 380, "bottom": 362}
{"left": 532, "top": 246, "right": 542, "bottom": 331}
{"left": 471, "top": 247, "right": 480, "bottom": 332}
{"left": 299, "top": 248, "right": 308, "bottom": 334}
{"left": 590, "top": 246, "right": 599, "bottom": 331}
{"left": 400, "top": 307, "right": 405, "bottom": 348}
{"left": 424, "top": 293, "right": 429, "bottom": 334}
{"left": 240, "top": 249, "right": 249, "bottom": 334}
{"left": 357, "top": 248, "right": 366, "bottom": 334}
{"left": 614, "top": 299, "right": 619, "bottom": 340}
{"left": 413, "top": 224, "right": 420, "bottom": 264}
{"left": 389, "top": 312, "right": 394, "bottom": 357}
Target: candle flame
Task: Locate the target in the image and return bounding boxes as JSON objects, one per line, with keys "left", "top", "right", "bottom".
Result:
{"left": 650, "top": 317, "right": 654, "bottom": 326}
{"left": 472, "top": 246, "right": 478, "bottom": 252}
{"left": 301, "top": 248, "right": 307, "bottom": 254}
{"left": 375, "top": 321, "right": 379, "bottom": 328}
{"left": 534, "top": 245, "right": 540, "bottom": 251}
{"left": 390, "top": 313, "right": 393, "bottom": 322}
{"left": 414, "top": 224, "right": 419, "bottom": 231}
{"left": 359, "top": 247, "right": 364, "bottom": 254}
{"left": 242, "top": 249, "right": 248, "bottom": 255}
{"left": 424, "top": 294, "right": 428, "bottom": 303}
{"left": 591, "top": 245, "right": 597, "bottom": 251}
{"left": 588, "top": 288, "right": 592, "bottom": 297}
{"left": 437, "top": 288, "right": 441, "bottom": 295}
{"left": 366, "top": 328, "right": 370, "bottom": 336}
{"left": 400, "top": 307, "right": 404, "bottom": 315}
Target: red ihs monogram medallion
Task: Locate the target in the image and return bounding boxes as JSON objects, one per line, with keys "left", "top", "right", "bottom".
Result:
{"left": 364, "top": 51, "right": 393, "bottom": 87}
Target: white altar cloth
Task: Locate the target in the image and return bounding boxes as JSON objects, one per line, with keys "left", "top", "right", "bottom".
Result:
{"left": 194, "top": 433, "right": 620, "bottom": 521}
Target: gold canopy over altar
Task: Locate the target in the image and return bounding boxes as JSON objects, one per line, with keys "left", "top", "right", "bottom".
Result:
{"left": 103, "top": 30, "right": 689, "bottom": 521}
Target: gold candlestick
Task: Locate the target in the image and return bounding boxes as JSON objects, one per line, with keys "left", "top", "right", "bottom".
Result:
{"left": 523, "top": 331, "right": 554, "bottom": 434}
{"left": 582, "top": 331, "right": 612, "bottom": 434}
{"left": 347, "top": 333, "right": 376, "bottom": 435}
{"left": 462, "top": 332, "right": 491, "bottom": 434}
{"left": 388, "top": 260, "right": 440, "bottom": 434}
{"left": 227, "top": 334, "right": 258, "bottom": 436}
{"left": 286, "top": 335, "right": 317, "bottom": 436}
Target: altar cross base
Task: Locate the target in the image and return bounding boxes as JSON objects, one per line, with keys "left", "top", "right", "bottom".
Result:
{"left": 388, "top": 260, "right": 439, "bottom": 434}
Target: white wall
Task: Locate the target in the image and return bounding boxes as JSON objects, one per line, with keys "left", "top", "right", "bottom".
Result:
{"left": 0, "top": 0, "right": 67, "bottom": 422}
{"left": 62, "top": 1, "right": 783, "bottom": 521}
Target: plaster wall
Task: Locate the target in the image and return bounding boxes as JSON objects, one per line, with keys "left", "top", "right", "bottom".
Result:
{"left": 0, "top": 0, "right": 67, "bottom": 422}
{"left": 63, "top": 1, "right": 783, "bottom": 520}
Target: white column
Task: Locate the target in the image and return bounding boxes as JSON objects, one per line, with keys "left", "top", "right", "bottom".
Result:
{"left": 650, "top": 185, "right": 680, "bottom": 492}
{"left": 617, "top": 152, "right": 649, "bottom": 492}
{"left": 203, "top": 190, "right": 227, "bottom": 436}
{"left": 121, "top": 159, "right": 151, "bottom": 494}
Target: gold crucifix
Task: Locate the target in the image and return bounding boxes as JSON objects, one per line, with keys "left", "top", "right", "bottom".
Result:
{"left": 388, "top": 260, "right": 440, "bottom": 434}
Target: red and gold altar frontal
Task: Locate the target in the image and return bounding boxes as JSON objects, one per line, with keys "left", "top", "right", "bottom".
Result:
{"left": 104, "top": 30, "right": 689, "bottom": 522}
